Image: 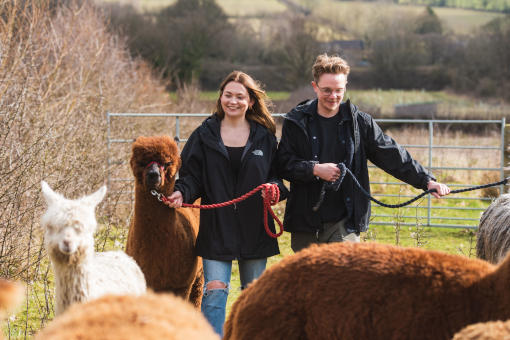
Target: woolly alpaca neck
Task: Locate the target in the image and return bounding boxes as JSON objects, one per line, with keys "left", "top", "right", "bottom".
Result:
{"left": 50, "top": 246, "right": 93, "bottom": 315}
{"left": 477, "top": 253, "right": 510, "bottom": 318}
{"left": 133, "top": 184, "right": 177, "bottom": 225}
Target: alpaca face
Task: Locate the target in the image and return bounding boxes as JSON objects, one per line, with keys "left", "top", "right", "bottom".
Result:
{"left": 40, "top": 182, "right": 106, "bottom": 263}
{"left": 130, "top": 136, "right": 181, "bottom": 192}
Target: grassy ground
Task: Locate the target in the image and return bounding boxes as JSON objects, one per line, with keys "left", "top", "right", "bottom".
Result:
{"left": 346, "top": 89, "right": 510, "bottom": 119}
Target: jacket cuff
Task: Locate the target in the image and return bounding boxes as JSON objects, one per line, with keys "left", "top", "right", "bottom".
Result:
{"left": 173, "top": 182, "right": 189, "bottom": 203}
{"left": 308, "top": 161, "right": 319, "bottom": 180}
{"left": 421, "top": 174, "right": 436, "bottom": 191}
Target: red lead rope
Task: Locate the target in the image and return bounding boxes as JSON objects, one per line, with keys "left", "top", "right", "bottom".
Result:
{"left": 157, "top": 183, "right": 284, "bottom": 238}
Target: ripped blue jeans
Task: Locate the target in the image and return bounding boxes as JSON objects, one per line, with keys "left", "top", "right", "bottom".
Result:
{"left": 201, "top": 258, "right": 267, "bottom": 337}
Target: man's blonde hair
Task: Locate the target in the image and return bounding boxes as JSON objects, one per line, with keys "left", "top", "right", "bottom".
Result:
{"left": 312, "top": 54, "right": 350, "bottom": 83}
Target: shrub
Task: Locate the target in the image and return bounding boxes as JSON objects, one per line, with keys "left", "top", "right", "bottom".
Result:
{"left": 0, "top": 0, "right": 170, "bottom": 336}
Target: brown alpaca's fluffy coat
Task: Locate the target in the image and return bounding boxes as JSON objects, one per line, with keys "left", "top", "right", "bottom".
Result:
{"left": 452, "top": 320, "right": 510, "bottom": 340}
{"left": 126, "top": 136, "right": 203, "bottom": 307}
{"left": 224, "top": 242, "right": 510, "bottom": 340}
{"left": 34, "top": 293, "right": 220, "bottom": 340}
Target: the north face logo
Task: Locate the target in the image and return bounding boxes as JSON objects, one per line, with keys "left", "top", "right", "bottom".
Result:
{"left": 252, "top": 149, "right": 263, "bottom": 156}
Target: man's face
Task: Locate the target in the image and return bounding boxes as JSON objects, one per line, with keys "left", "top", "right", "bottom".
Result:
{"left": 312, "top": 73, "right": 347, "bottom": 116}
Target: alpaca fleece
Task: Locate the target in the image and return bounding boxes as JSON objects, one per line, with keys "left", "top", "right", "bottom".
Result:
{"left": 453, "top": 319, "right": 510, "bottom": 340}
{"left": 34, "top": 292, "right": 220, "bottom": 340}
{"left": 41, "top": 181, "right": 146, "bottom": 315}
{"left": 0, "top": 279, "right": 23, "bottom": 340}
{"left": 224, "top": 242, "right": 510, "bottom": 340}
{"left": 477, "top": 193, "right": 510, "bottom": 264}
{"left": 126, "top": 136, "right": 203, "bottom": 307}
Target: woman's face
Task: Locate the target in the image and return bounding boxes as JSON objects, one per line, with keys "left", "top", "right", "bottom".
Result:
{"left": 220, "top": 81, "right": 254, "bottom": 119}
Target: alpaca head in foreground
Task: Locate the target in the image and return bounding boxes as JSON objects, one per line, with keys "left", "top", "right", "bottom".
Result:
{"left": 40, "top": 181, "right": 106, "bottom": 264}
{"left": 34, "top": 293, "right": 219, "bottom": 340}
{"left": 130, "top": 136, "right": 181, "bottom": 193}
{"left": 0, "top": 279, "right": 24, "bottom": 340}
{"left": 0, "top": 279, "right": 24, "bottom": 319}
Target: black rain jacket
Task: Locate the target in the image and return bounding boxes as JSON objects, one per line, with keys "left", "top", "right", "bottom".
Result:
{"left": 276, "top": 99, "right": 435, "bottom": 234}
{"left": 174, "top": 114, "right": 287, "bottom": 260}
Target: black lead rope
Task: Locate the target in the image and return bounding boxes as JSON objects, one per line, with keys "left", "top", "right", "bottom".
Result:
{"left": 312, "top": 162, "right": 510, "bottom": 211}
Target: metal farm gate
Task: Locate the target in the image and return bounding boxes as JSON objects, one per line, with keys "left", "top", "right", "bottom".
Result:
{"left": 106, "top": 112, "right": 507, "bottom": 229}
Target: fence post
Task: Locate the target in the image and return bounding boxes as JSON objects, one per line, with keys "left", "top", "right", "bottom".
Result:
{"left": 504, "top": 122, "right": 510, "bottom": 192}
{"left": 106, "top": 111, "right": 111, "bottom": 191}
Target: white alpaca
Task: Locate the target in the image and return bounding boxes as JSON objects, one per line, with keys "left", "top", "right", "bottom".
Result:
{"left": 40, "top": 181, "right": 146, "bottom": 315}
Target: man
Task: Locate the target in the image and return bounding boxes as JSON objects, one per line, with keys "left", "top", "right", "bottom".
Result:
{"left": 276, "top": 53, "right": 450, "bottom": 252}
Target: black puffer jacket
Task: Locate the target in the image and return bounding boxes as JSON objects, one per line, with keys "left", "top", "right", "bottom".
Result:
{"left": 276, "top": 99, "right": 435, "bottom": 234}
{"left": 174, "top": 114, "right": 287, "bottom": 261}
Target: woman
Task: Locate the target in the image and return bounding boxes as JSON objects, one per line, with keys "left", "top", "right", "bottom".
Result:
{"left": 168, "top": 71, "right": 287, "bottom": 336}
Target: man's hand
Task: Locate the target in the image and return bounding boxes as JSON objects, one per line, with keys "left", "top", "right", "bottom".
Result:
{"left": 427, "top": 180, "right": 451, "bottom": 199}
{"left": 313, "top": 163, "right": 341, "bottom": 182}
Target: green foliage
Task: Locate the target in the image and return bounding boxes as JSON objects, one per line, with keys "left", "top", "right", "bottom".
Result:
{"left": 414, "top": 6, "right": 443, "bottom": 34}
{"left": 265, "top": 16, "right": 321, "bottom": 89}
{"left": 157, "top": 0, "right": 232, "bottom": 83}
{"left": 449, "top": 15, "right": 510, "bottom": 98}
{"left": 105, "top": 0, "right": 234, "bottom": 86}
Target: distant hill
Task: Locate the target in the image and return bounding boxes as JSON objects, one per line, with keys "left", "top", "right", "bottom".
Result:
{"left": 100, "top": 0, "right": 504, "bottom": 35}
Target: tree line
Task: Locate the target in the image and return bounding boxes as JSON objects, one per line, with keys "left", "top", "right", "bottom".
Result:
{"left": 395, "top": 0, "right": 510, "bottom": 13}
{"left": 103, "top": 0, "right": 510, "bottom": 101}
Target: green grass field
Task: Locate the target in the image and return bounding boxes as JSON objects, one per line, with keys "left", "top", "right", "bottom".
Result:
{"left": 174, "top": 88, "right": 510, "bottom": 119}
{"left": 311, "top": 0, "right": 503, "bottom": 36}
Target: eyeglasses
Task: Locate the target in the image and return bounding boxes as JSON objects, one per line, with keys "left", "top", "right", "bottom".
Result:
{"left": 316, "top": 86, "right": 346, "bottom": 97}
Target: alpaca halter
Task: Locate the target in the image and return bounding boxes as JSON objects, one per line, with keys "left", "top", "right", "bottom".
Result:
{"left": 146, "top": 161, "right": 164, "bottom": 172}
{"left": 150, "top": 183, "right": 284, "bottom": 238}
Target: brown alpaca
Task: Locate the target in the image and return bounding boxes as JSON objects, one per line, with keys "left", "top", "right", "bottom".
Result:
{"left": 452, "top": 320, "right": 510, "bottom": 340}
{"left": 34, "top": 293, "right": 220, "bottom": 340}
{"left": 224, "top": 242, "right": 510, "bottom": 340}
{"left": 0, "top": 279, "right": 24, "bottom": 340}
{"left": 126, "top": 136, "right": 203, "bottom": 308}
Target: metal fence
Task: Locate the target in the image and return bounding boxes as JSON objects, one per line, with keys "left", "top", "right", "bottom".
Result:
{"left": 107, "top": 112, "right": 507, "bottom": 229}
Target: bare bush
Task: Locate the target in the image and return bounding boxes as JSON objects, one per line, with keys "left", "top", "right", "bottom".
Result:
{"left": 0, "top": 0, "right": 170, "bottom": 336}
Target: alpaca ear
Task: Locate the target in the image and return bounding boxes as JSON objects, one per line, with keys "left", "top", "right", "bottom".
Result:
{"left": 41, "top": 181, "right": 62, "bottom": 206}
{"left": 82, "top": 185, "right": 107, "bottom": 207}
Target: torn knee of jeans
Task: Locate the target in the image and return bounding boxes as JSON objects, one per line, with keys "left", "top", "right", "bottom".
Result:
{"left": 203, "top": 280, "right": 229, "bottom": 295}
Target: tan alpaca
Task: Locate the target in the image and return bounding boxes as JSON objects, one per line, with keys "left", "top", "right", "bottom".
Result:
{"left": 34, "top": 292, "right": 219, "bottom": 340}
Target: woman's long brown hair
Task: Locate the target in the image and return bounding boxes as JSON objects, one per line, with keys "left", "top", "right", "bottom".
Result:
{"left": 215, "top": 71, "right": 276, "bottom": 134}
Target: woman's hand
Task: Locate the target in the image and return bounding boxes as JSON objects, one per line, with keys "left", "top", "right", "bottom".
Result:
{"left": 167, "top": 191, "right": 183, "bottom": 208}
